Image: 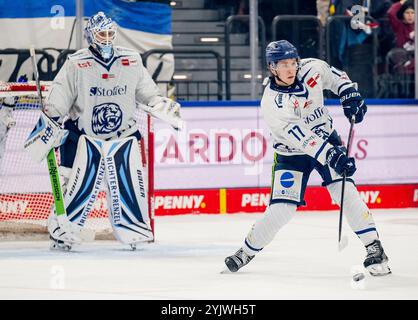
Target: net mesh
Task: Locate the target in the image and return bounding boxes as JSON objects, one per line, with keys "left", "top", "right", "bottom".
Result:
{"left": 0, "top": 82, "right": 154, "bottom": 240}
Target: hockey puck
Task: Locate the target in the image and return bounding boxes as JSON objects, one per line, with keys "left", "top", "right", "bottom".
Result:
{"left": 353, "top": 273, "right": 365, "bottom": 282}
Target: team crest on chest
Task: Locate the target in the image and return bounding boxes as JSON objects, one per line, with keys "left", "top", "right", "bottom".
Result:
{"left": 92, "top": 103, "right": 123, "bottom": 134}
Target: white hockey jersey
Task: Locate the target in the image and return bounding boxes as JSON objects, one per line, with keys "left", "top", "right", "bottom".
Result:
{"left": 46, "top": 46, "right": 161, "bottom": 140}
{"left": 261, "top": 58, "right": 356, "bottom": 165}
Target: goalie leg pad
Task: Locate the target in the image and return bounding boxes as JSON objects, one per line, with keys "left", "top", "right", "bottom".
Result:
{"left": 63, "top": 135, "right": 105, "bottom": 227}
{"left": 102, "top": 136, "right": 153, "bottom": 245}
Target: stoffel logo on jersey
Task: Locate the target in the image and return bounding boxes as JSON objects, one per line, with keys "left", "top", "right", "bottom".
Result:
{"left": 91, "top": 102, "right": 123, "bottom": 134}
{"left": 90, "top": 85, "right": 127, "bottom": 97}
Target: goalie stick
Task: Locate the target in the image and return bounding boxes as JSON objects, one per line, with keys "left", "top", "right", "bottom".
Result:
{"left": 29, "top": 46, "right": 94, "bottom": 242}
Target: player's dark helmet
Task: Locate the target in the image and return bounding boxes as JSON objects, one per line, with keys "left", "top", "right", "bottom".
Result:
{"left": 266, "top": 40, "right": 299, "bottom": 66}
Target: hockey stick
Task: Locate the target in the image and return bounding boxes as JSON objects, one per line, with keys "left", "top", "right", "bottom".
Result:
{"left": 338, "top": 115, "right": 355, "bottom": 251}
{"left": 29, "top": 47, "right": 94, "bottom": 242}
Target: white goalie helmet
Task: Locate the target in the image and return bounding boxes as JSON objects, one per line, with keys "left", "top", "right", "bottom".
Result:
{"left": 84, "top": 11, "right": 117, "bottom": 60}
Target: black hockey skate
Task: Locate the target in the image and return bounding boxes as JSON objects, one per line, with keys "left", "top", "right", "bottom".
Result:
{"left": 363, "top": 240, "right": 391, "bottom": 276}
{"left": 224, "top": 248, "right": 254, "bottom": 272}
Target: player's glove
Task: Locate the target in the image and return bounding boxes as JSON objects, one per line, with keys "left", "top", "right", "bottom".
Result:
{"left": 326, "top": 146, "right": 356, "bottom": 177}
{"left": 339, "top": 87, "right": 367, "bottom": 124}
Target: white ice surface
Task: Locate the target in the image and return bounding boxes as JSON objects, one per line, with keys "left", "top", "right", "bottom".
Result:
{"left": 1, "top": 209, "right": 418, "bottom": 300}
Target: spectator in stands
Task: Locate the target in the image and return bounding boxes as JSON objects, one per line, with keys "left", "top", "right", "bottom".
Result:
{"left": 317, "top": 0, "right": 331, "bottom": 26}
{"left": 387, "top": 0, "right": 415, "bottom": 74}
{"left": 329, "top": 0, "right": 364, "bottom": 15}
{"left": 370, "top": 1, "right": 398, "bottom": 75}
{"left": 388, "top": 0, "right": 415, "bottom": 50}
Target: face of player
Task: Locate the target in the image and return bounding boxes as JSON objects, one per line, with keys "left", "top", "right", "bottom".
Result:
{"left": 269, "top": 58, "right": 298, "bottom": 86}
{"left": 403, "top": 8, "right": 415, "bottom": 24}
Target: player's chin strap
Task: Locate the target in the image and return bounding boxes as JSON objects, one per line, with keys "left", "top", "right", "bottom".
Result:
{"left": 271, "top": 68, "right": 287, "bottom": 85}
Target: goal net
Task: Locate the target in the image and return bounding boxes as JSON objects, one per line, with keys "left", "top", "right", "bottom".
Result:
{"left": 0, "top": 82, "right": 154, "bottom": 240}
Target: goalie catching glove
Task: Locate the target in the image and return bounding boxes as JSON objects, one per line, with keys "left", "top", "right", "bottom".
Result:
{"left": 24, "top": 111, "right": 69, "bottom": 162}
{"left": 142, "top": 96, "right": 184, "bottom": 130}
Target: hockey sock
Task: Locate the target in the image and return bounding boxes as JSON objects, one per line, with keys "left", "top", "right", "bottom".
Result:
{"left": 327, "top": 181, "right": 379, "bottom": 246}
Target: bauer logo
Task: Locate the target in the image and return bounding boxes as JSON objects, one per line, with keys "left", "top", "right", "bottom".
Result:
{"left": 90, "top": 85, "right": 127, "bottom": 97}
{"left": 91, "top": 103, "right": 123, "bottom": 134}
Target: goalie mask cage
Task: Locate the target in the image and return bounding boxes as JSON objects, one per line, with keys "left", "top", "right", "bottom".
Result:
{"left": 0, "top": 82, "right": 154, "bottom": 240}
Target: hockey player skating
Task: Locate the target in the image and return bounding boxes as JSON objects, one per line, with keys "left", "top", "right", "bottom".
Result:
{"left": 25, "top": 12, "right": 183, "bottom": 251}
{"left": 0, "top": 97, "right": 16, "bottom": 164}
{"left": 224, "top": 40, "right": 391, "bottom": 276}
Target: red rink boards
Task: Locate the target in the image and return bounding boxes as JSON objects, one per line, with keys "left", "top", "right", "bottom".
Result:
{"left": 1, "top": 184, "right": 417, "bottom": 219}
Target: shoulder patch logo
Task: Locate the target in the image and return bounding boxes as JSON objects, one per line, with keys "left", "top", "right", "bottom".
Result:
{"left": 77, "top": 61, "right": 92, "bottom": 69}
{"left": 275, "top": 93, "right": 284, "bottom": 108}
{"left": 307, "top": 72, "right": 320, "bottom": 88}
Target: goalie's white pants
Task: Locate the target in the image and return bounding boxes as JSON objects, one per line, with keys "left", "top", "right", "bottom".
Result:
{"left": 243, "top": 181, "right": 379, "bottom": 256}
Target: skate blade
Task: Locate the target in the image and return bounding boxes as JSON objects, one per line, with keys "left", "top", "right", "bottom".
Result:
{"left": 220, "top": 268, "right": 233, "bottom": 274}
{"left": 338, "top": 235, "right": 348, "bottom": 252}
{"left": 366, "top": 262, "right": 392, "bottom": 276}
